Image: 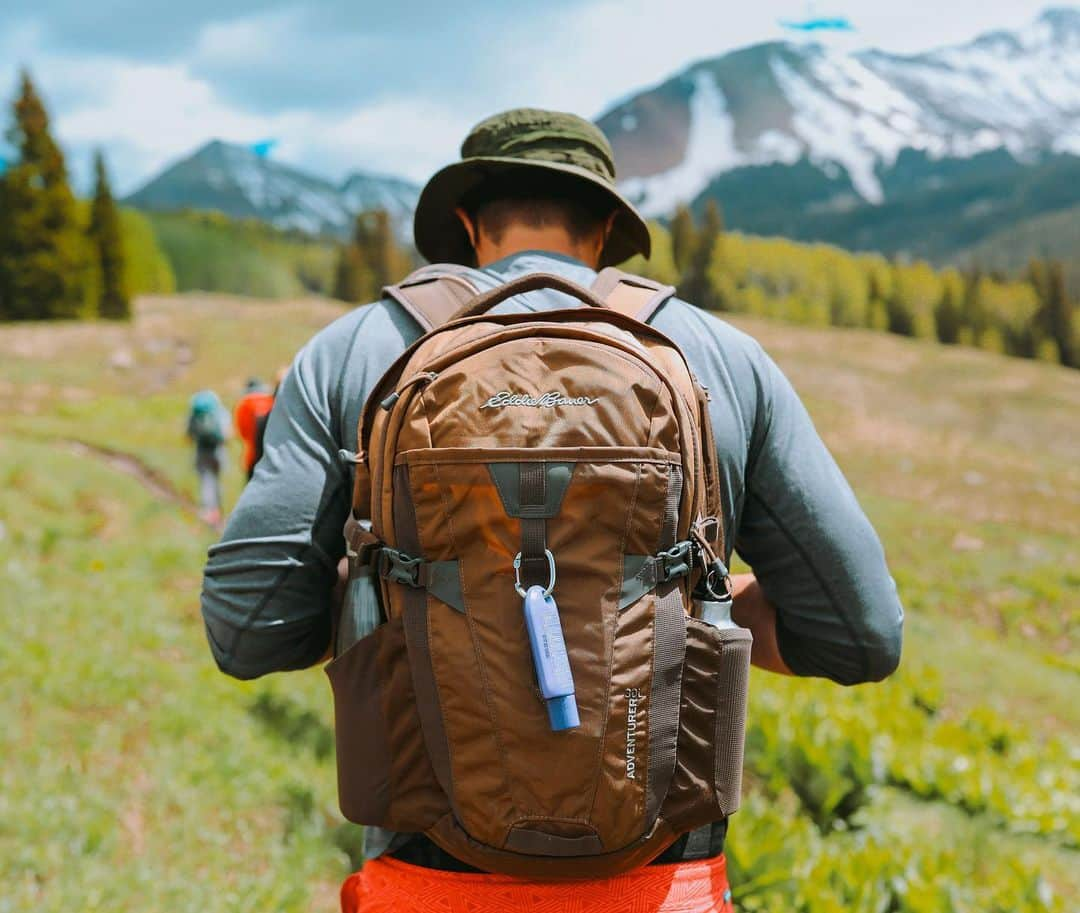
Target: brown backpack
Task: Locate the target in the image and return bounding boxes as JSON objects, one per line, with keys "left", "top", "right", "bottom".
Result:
{"left": 327, "top": 269, "right": 752, "bottom": 878}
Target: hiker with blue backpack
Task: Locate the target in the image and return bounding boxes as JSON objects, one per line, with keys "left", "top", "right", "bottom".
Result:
{"left": 201, "top": 109, "right": 903, "bottom": 912}
{"left": 187, "top": 389, "right": 229, "bottom": 527}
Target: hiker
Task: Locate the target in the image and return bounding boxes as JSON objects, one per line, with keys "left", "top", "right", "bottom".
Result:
{"left": 233, "top": 377, "right": 275, "bottom": 480}
{"left": 201, "top": 109, "right": 903, "bottom": 912}
{"left": 187, "top": 389, "right": 229, "bottom": 528}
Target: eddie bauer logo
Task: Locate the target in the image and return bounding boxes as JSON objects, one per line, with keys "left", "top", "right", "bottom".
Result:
{"left": 625, "top": 688, "right": 642, "bottom": 780}
{"left": 480, "top": 390, "right": 601, "bottom": 409}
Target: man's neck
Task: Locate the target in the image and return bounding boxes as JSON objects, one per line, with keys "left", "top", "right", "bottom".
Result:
{"left": 473, "top": 226, "right": 601, "bottom": 269}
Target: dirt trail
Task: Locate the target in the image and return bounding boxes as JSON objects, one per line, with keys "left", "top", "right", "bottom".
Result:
{"left": 64, "top": 439, "right": 211, "bottom": 526}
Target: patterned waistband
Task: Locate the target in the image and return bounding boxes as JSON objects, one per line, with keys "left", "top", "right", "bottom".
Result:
{"left": 341, "top": 853, "right": 733, "bottom": 913}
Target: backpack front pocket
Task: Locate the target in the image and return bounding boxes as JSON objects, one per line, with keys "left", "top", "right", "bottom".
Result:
{"left": 325, "top": 617, "right": 446, "bottom": 831}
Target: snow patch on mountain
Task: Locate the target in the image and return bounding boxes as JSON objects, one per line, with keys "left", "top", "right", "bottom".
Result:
{"left": 612, "top": 8, "right": 1080, "bottom": 216}
{"left": 621, "top": 70, "right": 744, "bottom": 213}
{"left": 127, "top": 140, "right": 420, "bottom": 239}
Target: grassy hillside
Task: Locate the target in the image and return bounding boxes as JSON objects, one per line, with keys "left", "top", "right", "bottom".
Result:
{"left": 1, "top": 297, "right": 1077, "bottom": 911}
{"left": 146, "top": 211, "right": 339, "bottom": 299}
{"left": 119, "top": 208, "right": 177, "bottom": 296}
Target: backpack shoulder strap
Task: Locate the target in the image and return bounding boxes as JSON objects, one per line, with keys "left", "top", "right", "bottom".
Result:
{"left": 383, "top": 265, "right": 480, "bottom": 332}
{"left": 591, "top": 268, "right": 676, "bottom": 323}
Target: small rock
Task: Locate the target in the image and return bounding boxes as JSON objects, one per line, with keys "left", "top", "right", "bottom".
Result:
{"left": 951, "top": 533, "right": 984, "bottom": 552}
{"left": 1018, "top": 542, "right": 1048, "bottom": 561}
{"left": 175, "top": 341, "right": 194, "bottom": 365}
{"left": 110, "top": 347, "right": 135, "bottom": 370}
{"left": 962, "top": 470, "right": 986, "bottom": 487}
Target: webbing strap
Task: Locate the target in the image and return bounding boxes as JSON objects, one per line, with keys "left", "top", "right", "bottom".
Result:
{"left": 590, "top": 268, "right": 676, "bottom": 324}
{"left": 646, "top": 465, "right": 687, "bottom": 826}
{"left": 378, "top": 549, "right": 465, "bottom": 613}
{"left": 681, "top": 824, "right": 714, "bottom": 861}
{"left": 393, "top": 466, "right": 456, "bottom": 810}
{"left": 383, "top": 269, "right": 480, "bottom": 332}
{"left": 618, "top": 543, "right": 694, "bottom": 609}
{"left": 518, "top": 462, "right": 549, "bottom": 590}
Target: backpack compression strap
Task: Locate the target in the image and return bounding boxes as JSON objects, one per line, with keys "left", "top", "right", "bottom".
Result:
{"left": 590, "top": 268, "right": 676, "bottom": 323}
{"left": 383, "top": 265, "right": 481, "bottom": 332}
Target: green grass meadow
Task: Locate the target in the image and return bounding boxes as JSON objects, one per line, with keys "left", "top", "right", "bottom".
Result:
{"left": 1, "top": 296, "right": 1076, "bottom": 912}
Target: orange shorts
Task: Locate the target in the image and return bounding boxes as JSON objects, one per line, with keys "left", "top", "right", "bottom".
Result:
{"left": 340, "top": 854, "right": 733, "bottom": 913}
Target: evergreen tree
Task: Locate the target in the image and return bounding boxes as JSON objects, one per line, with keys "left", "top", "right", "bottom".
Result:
{"left": 669, "top": 204, "right": 697, "bottom": 277}
{"left": 935, "top": 273, "right": 963, "bottom": 344}
{"left": 333, "top": 242, "right": 371, "bottom": 303}
{"left": 366, "top": 209, "right": 409, "bottom": 291}
{"left": 680, "top": 200, "right": 723, "bottom": 310}
{"left": 333, "top": 209, "right": 409, "bottom": 303}
{"left": 333, "top": 211, "right": 374, "bottom": 303}
{"left": 88, "top": 150, "right": 130, "bottom": 319}
{"left": 960, "top": 267, "right": 987, "bottom": 341}
{"left": 1030, "top": 258, "right": 1075, "bottom": 368}
{"left": 0, "top": 71, "right": 95, "bottom": 320}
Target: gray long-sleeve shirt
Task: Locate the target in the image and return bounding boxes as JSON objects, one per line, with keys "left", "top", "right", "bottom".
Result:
{"left": 202, "top": 250, "right": 903, "bottom": 686}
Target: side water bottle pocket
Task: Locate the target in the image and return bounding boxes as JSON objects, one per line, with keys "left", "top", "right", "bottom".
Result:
{"left": 325, "top": 616, "right": 446, "bottom": 831}
{"left": 662, "top": 599, "right": 752, "bottom": 832}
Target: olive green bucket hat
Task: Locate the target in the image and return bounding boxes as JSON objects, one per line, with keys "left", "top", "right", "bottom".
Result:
{"left": 414, "top": 108, "right": 651, "bottom": 268}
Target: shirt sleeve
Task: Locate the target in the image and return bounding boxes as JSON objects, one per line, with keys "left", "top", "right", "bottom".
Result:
{"left": 200, "top": 325, "right": 355, "bottom": 679}
{"left": 735, "top": 347, "right": 904, "bottom": 685}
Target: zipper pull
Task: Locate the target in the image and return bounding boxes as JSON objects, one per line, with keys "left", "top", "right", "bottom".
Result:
{"left": 380, "top": 372, "right": 438, "bottom": 411}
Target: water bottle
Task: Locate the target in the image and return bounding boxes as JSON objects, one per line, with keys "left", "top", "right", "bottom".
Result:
{"left": 697, "top": 597, "right": 738, "bottom": 630}
{"left": 335, "top": 521, "right": 384, "bottom": 657}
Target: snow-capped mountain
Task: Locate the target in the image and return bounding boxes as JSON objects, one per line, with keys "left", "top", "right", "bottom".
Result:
{"left": 125, "top": 140, "right": 419, "bottom": 238}
{"left": 599, "top": 7, "right": 1080, "bottom": 216}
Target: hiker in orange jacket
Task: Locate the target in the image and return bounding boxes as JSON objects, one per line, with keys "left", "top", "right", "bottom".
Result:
{"left": 202, "top": 109, "right": 903, "bottom": 913}
{"left": 233, "top": 377, "right": 275, "bottom": 480}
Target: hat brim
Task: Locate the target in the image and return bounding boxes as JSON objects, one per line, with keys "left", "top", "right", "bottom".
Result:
{"left": 413, "top": 156, "right": 651, "bottom": 269}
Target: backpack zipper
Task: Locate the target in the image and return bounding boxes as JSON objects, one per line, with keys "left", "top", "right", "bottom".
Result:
{"left": 380, "top": 371, "right": 438, "bottom": 411}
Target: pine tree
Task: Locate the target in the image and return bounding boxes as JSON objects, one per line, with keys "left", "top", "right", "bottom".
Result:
{"left": 88, "top": 150, "right": 130, "bottom": 319}
{"left": 333, "top": 212, "right": 374, "bottom": 303}
{"left": 333, "top": 209, "right": 409, "bottom": 303}
{"left": 960, "top": 266, "right": 986, "bottom": 341}
{"left": 669, "top": 205, "right": 697, "bottom": 277}
{"left": 1030, "top": 258, "right": 1075, "bottom": 368}
{"left": 0, "top": 71, "right": 95, "bottom": 320}
{"left": 366, "top": 209, "right": 409, "bottom": 291}
{"left": 680, "top": 200, "right": 724, "bottom": 310}
{"left": 935, "top": 273, "right": 963, "bottom": 344}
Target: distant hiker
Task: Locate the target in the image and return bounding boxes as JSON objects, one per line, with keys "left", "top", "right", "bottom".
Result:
{"left": 187, "top": 389, "right": 228, "bottom": 527}
{"left": 233, "top": 377, "right": 275, "bottom": 480}
{"left": 201, "top": 109, "right": 903, "bottom": 913}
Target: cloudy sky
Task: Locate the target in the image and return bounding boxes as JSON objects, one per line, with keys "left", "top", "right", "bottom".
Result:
{"left": 0, "top": 0, "right": 1061, "bottom": 193}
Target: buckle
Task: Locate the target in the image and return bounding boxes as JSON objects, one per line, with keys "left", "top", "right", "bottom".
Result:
{"left": 657, "top": 541, "right": 693, "bottom": 583}
{"left": 378, "top": 548, "right": 423, "bottom": 587}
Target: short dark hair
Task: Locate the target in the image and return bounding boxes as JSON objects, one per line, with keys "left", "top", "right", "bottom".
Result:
{"left": 462, "top": 168, "right": 615, "bottom": 245}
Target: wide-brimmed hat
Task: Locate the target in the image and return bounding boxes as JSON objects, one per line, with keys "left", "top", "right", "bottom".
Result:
{"left": 414, "top": 108, "right": 651, "bottom": 267}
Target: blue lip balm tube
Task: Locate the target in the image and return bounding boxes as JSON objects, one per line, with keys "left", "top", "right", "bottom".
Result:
{"left": 522, "top": 585, "right": 580, "bottom": 731}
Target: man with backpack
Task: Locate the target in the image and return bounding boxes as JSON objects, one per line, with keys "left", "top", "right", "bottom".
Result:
{"left": 201, "top": 109, "right": 903, "bottom": 912}
{"left": 187, "top": 389, "right": 229, "bottom": 528}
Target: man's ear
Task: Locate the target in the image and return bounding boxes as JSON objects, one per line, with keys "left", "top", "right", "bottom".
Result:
{"left": 604, "top": 210, "right": 618, "bottom": 241}
{"left": 455, "top": 206, "right": 478, "bottom": 249}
